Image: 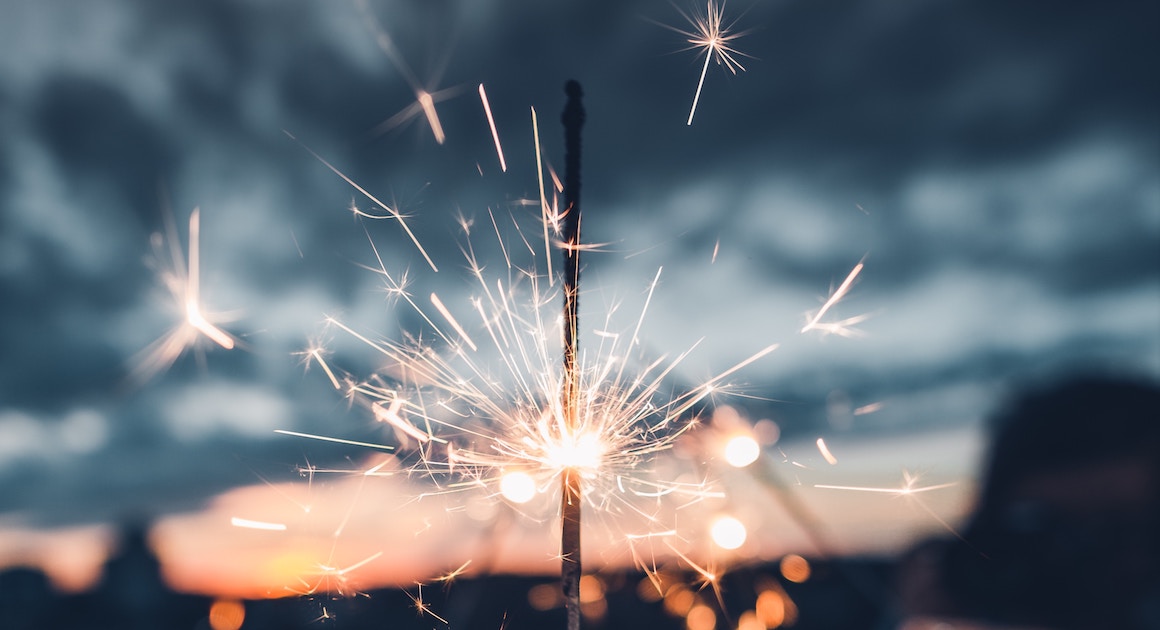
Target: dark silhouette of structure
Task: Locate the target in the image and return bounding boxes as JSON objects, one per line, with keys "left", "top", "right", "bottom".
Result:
{"left": 898, "top": 375, "right": 1160, "bottom": 629}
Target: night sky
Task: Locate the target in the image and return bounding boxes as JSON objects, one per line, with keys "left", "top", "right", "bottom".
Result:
{"left": 0, "top": 0, "right": 1157, "bottom": 595}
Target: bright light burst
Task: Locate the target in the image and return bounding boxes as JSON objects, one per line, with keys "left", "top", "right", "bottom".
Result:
{"left": 273, "top": 87, "right": 877, "bottom": 608}
{"left": 279, "top": 96, "right": 799, "bottom": 596}
{"left": 660, "top": 0, "right": 753, "bottom": 125}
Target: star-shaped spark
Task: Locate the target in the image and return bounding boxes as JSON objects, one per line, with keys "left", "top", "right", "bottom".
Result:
{"left": 355, "top": 0, "right": 461, "bottom": 145}
{"left": 661, "top": 0, "right": 753, "bottom": 125}
{"left": 131, "top": 208, "right": 236, "bottom": 383}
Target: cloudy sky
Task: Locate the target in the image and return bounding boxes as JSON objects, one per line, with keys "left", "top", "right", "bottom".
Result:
{"left": 0, "top": 0, "right": 1157, "bottom": 596}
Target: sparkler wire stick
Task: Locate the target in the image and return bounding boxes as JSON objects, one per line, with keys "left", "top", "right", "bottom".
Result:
{"left": 560, "top": 79, "right": 585, "bottom": 630}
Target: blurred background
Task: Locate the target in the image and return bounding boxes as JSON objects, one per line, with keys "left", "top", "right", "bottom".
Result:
{"left": 0, "top": 0, "right": 1157, "bottom": 628}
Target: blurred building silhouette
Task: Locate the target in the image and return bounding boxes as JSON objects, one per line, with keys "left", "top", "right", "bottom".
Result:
{"left": 0, "top": 521, "right": 208, "bottom": 630}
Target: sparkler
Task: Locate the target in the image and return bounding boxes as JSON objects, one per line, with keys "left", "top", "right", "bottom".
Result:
{"left": 286, "top": 82, "right": 784, "bottom": 624}
{"left": 108, "top": 7, "right": 940, "bottom": 628}
{"left": 268, "top": 14, "right": 870, "bottom": 615}
{"left": 560, "top": 79, "right": 585, "bottom": 630}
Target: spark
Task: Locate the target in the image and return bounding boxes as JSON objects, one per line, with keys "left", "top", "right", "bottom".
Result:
{"left": 801, "top": 262, "right": 865, "bottom": 334}
{"left": 302, "top": 346, "right": 343, "bottom": 390}
{"left": 290, "top": 229, "right": 304, "bottom": 258}
{"left": 531, "top": 106, "right": 554, "bottom": 280}
{"left": 407, "top": 583, "right": 449, "bottom": 625}
{"left": 356, "top": 0, "right": 458, "bottom": 145}
{"left": 184, "top": 209, "right": 235, "bottom": 349}
{"left": 373, "top": 398, "right": 433, "bottom": 444}
{"left": 815, "top": 437, "right": 838, "bottom": 465}
{"left": 478, "top": 84, "right": 507, "bottom": 172}
{"left": 659, "top": 1, "right": 752, "bottom": 125}
{"left": 331, "top": 551, "right": 384, "bottom": 575}
{"left": 815, "top": 470, "right": 964, "bottom": 539}
{"left": 230, "top": 517, "right": 287, "bottom": 531}
{"left": 283, "top": 131, "right": 438, "bottom": 272}
{"left": 854, "top": 401, "right": 884, "bottom": 415}
{"left": 416, "top": 90, "right": 447, "bottom": 144}
{"left": 131, "top": 207, "right": 236, "bottom": 383}
{"left": 294, "top": 551, "right": 386, "bottom": 600}
{"left": 430, "top": 292, "right": 478, "bottom": 351}
{"left": 313, "top": 552, "right": 385, "bottom": 577}
{"left": 434, "top": 559, "right": 473, "bottom": 583}
{"left": 311, "top": 606, "right": 335, "bottom": 623}
{"left": 814, "top": 477, "right": 957, "bottom": 496}
{"left": 273, "top": 429, "right": 395, "bottom": 452}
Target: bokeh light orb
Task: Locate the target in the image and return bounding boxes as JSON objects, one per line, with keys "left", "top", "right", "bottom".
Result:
{"left": 710, "top": 516, "right": 747, "bottom": 550}
{"left": 500, "top": 471, "right": 536, "bottom": 504}
{"left": 723, "top": 435, "right": 760, "bottom": 467}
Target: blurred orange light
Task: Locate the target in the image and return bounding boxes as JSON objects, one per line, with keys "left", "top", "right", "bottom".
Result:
{"left": 664, "top": 585, "right": 696, "bottom": 617}
{"left": 686, "top": 603, "right": 717, "bottom": 630}
{"left": 755, "top": 590, "right": 785, "bottom": 628}
{"left": 779, "top": 554, "right": 811, "bottom": 583}
{"left": 528, "top": 583, "right": 562, "bottom": 610}
{"left": 579, "top": 574, "right": 606, "bottom": 603}
{"left": 208, "top": 599, "right": 245, "bottom": 630}
{"left": 737, "top": 610, "right": 765, "bottom": 630}
{"left": 637, "top": 576, "right": 664, "bottom": 603}
{"left": 582, "top": 597, "right": 609, "bottom": 621}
